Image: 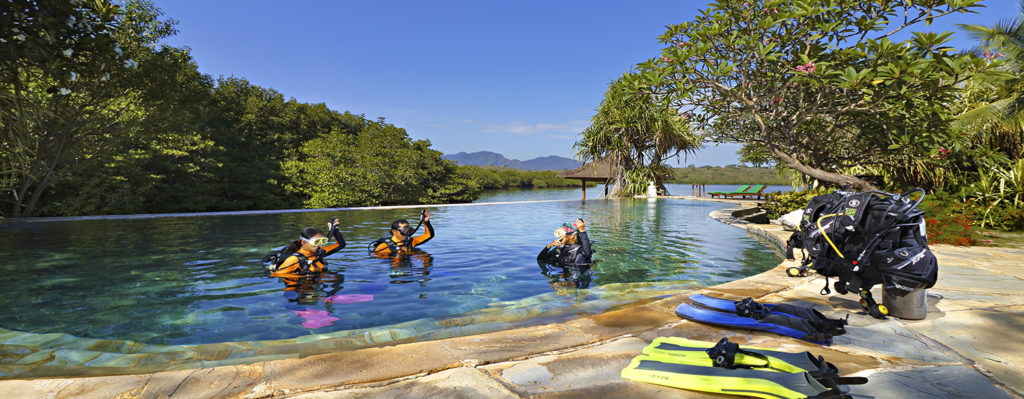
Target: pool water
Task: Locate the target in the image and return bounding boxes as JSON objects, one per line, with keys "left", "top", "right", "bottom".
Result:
{"left": 0, "top": 197, "right": 782, "bottom": 377}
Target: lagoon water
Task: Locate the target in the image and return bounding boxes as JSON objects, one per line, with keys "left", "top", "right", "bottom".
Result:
{"left": 0, "top": 190, "right": 783, "bottom": 376}
{"left": 475, "top": 183, "right": 794, "bottom": 202}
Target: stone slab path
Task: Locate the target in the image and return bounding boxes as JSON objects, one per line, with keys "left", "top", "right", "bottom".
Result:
{"left": 1, "top": 205, "right": 1021, "bottom": 398}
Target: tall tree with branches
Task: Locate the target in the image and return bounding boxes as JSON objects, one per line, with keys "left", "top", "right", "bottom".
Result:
{"left": 574, "top": 75, "right": 702, "bottom": 197}
{"left": 634, "top": 0, "right": 989, "bottom": 191}
{"left": 1, "top": 0, "right": 174, "bottom": 217}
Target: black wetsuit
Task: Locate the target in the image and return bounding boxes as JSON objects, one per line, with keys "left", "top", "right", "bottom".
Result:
{"left": 537, "top": 231, "right": 593, "bottom": 266}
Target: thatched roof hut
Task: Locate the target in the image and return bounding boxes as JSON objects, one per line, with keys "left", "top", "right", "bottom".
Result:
{"left": 557, "top": 156, "right": 617, "bottom": 200}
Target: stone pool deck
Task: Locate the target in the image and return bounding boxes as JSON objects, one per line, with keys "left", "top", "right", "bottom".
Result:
{"left": 1, "top": 200, "right": 1021, "bottom": 398}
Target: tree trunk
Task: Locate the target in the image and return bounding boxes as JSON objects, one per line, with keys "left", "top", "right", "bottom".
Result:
{"left": 770, "top": 147, "right": 879, "bottom": 191}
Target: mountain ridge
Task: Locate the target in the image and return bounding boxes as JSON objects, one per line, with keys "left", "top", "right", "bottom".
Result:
{"left": 443, "top": 151, "right": 582, "bottom": 171}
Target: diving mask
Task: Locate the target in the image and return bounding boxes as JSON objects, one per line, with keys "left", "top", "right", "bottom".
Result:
{"left": 302, "top": 236, "right": 329, "bottom": 246}
{"left": 553, "top": 223, "right": 577, "bottom": 238}
{"left": 398, "top": 226, "right": 415, "bottom": 237}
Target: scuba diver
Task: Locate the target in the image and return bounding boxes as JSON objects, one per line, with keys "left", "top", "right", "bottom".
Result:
{"left": 264, "top": 217, "right": 346, "bottom": 277}
{"left": 368, "top": 210, "right": 433, "bottom": 256}
{"left": 537, "top": 218, "right": 592, "bottom": 266}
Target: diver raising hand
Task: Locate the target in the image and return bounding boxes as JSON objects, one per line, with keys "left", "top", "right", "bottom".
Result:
{"left": 538, "top": 218, "right": 592, "bottom": 266}
{"left": 263, "top": 217, "right": 347, "bottom": 276}
{"left": 369, "top": 210, "right": 434, "bottom": 256}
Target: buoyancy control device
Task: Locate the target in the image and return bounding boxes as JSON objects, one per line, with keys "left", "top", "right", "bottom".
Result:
{"left": 785, "top": 188, "right": 938, "bottom": 319}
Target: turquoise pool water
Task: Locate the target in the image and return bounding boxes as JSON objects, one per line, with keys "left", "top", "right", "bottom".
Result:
{"left": 0, "top": 197, "right": 781, "bottom": 377}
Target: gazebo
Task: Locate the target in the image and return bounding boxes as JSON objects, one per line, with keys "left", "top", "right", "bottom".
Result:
{"left": 557, "top": 157, "right": 617, "bottom": 200}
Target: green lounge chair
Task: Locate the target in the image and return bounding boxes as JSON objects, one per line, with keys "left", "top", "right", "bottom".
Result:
{"left": 707, "top": 185, "right": 750, "bottom": 198}
{"left": 729, "top": 184, "right": 767, "bottom": 199}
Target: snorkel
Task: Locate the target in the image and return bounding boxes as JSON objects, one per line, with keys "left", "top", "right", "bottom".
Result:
{"left": 405, "top": 209, "right": 428, "bottom": 238}
{"left": 367, "top": 210, "right": 428, "bottom": 253}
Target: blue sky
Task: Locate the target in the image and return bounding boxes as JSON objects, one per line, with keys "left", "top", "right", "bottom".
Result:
{"left": 155, "top": 0, "right": 1017, "bottom": 166}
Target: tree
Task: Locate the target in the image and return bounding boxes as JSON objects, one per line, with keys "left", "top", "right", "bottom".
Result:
{"left": 1, "top": 0, "right": 174, "bottom": 217}
{"left": 282, "top": 119, "right": 480, "bottom": 207}
{"left": 39, "top": 46, "right": 219, "bottom": 216}
{"left": 574, "top": 75, "right": 701, "bottom": 197}
{"left": 635, "top": 0, "right": 988, "bottom": 191}
{"left": 956, "top": 1, "right": 1024, "bottom": 162}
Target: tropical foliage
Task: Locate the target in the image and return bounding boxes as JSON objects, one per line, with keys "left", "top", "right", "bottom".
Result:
{"left": 957, "top": 5, "right": 1024, "bottom": 161}
{"left": 282, "top": 120, "right": 479, "bottom": 208}
{"left": 668, "top": 165, "right": 791, "bottom": 185}
{"left": 2, "top": 0, "right": 180, "bottom": 217}
{"left": 457, "top": 166, "right": 582, "bottom": 190}
{"left": 0, "top": 0, "right": 556, "bottom": 218}
{"left": 574, "top": 76, "right": 701, "bottom": 197}
{"left": 627, "top": 0, "right": 988, "bottom": 191}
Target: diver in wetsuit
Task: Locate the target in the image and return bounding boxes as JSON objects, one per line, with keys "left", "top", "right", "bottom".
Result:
{"left": 537, "top": 218, "right": 592, "bottom": 266}
{"left": 369, "top": 210, "right": 433, "bottom": 256}
{"left": 264, "top": 217, "right": 346, "bottom": 276}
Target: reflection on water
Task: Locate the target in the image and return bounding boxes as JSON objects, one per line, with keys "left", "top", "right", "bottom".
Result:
{"left": 0, "top": 197, "right": 782, "bottom": 346}
{"left": 538, "top": 262, "right": 593, "bottom": 296}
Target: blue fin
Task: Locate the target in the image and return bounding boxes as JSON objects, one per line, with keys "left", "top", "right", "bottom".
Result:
{"left": 689, "top": 294, "right": 848, "bottom": 337}
{"left": 674, "top": 302, "right": 832, "bottom": 345}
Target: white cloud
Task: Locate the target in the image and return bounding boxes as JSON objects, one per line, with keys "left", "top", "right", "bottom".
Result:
{"left": 542, "top": 133, "right": 581, "bottom": 140}
{"left": 460, "top": 119, "right": 478, "bottom": 124}
{"left": 482, "top": 120, "right": 589, "bottom": 135}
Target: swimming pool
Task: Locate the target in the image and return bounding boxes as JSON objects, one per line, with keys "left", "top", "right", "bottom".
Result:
{"left": 0, "top": 197, "right": 781, "bottom": 378}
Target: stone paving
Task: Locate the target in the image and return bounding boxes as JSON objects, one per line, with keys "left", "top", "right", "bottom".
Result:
{"left": 1, "top": 200, "right": 1021, "bottom": 398}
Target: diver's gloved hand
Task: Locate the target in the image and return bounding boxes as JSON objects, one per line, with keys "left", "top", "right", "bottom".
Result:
{"left": 328, "top": 217, "right": 339, "bottom": 232}
{"left": 422, "top": 210, "right": 430, "bottom": 222}
{"left": 574, "top": 218, "right": 586, "bottom": 232}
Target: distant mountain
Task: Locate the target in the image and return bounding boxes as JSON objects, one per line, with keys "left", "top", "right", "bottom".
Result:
{"left": 443, "top": 151, "right": 582, "bottom": 171}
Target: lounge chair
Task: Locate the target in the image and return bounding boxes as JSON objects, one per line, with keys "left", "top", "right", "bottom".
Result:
{"left": 708, "top": 185, "right": 750, "bottom": 198}
{"left": 729, "top": 184, "right": 767, "bottom": 199}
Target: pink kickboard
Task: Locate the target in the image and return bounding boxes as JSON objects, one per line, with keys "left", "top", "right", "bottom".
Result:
{"left": 292, "top": 309, "right": 340, "bottom": 329}
{"left": 323, "top": 294, "right": 374, "bottom": 304}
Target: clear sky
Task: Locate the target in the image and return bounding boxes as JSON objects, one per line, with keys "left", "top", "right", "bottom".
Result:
{"left": 154, "top": 0, "right": 1017, "bottom": 166}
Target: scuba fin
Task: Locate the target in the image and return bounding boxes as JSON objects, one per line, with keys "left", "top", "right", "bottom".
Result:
{"left": 674, "top": 302, "right": 837, "bottom": 345}
{"left": 689, "top": 294, "right": 848, "bottom": 338}
{"left": 642, "top": 337, "right": 866, "bottom": 386}
{"left": 621, "top": 354, "right": 854, "bottom": 399}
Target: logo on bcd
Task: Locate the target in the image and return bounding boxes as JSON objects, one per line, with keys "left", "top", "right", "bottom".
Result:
{"left": 848, "top": 199, "right": 861, "bottom": 207}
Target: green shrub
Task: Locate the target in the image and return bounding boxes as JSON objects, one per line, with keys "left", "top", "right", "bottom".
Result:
{"left": 763, "top": 189, "right": 825, "bottom": 220}
{"left": 919, "top": 192, "right": 1024, "bottom": 234}
{"left": 917, "top": 193, "right": 988, "bottom": 246}
{"left": 923, "top": 215, "right": 982, "bottom": 246}
{"left": 985, "top": 203, "right": 1024, "bottom": 231}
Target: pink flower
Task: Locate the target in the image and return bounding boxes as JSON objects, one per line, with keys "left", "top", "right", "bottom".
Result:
{"left": 795, "top": 62, "right": 816, "bottom": 73}
{"left": 771, "top": 97, "right": 783, "bottom": 104}
{"left": 682, "top": 112, "right": 693, "bottom": 119}
{"left": 660, "top": 55, "right": 671, "bottom": 63}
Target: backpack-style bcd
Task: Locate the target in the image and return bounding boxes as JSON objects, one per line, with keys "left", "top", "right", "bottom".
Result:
{"left": 785, "top": 189, "right": 938, "bottom": 318}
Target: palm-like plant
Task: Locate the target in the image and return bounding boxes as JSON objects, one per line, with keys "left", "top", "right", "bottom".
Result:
{"left": 957, "top": 2, "right": 1024, "bottom": 159}
{"left": 574, "top": 74, "right": 702, "bottom": 197}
